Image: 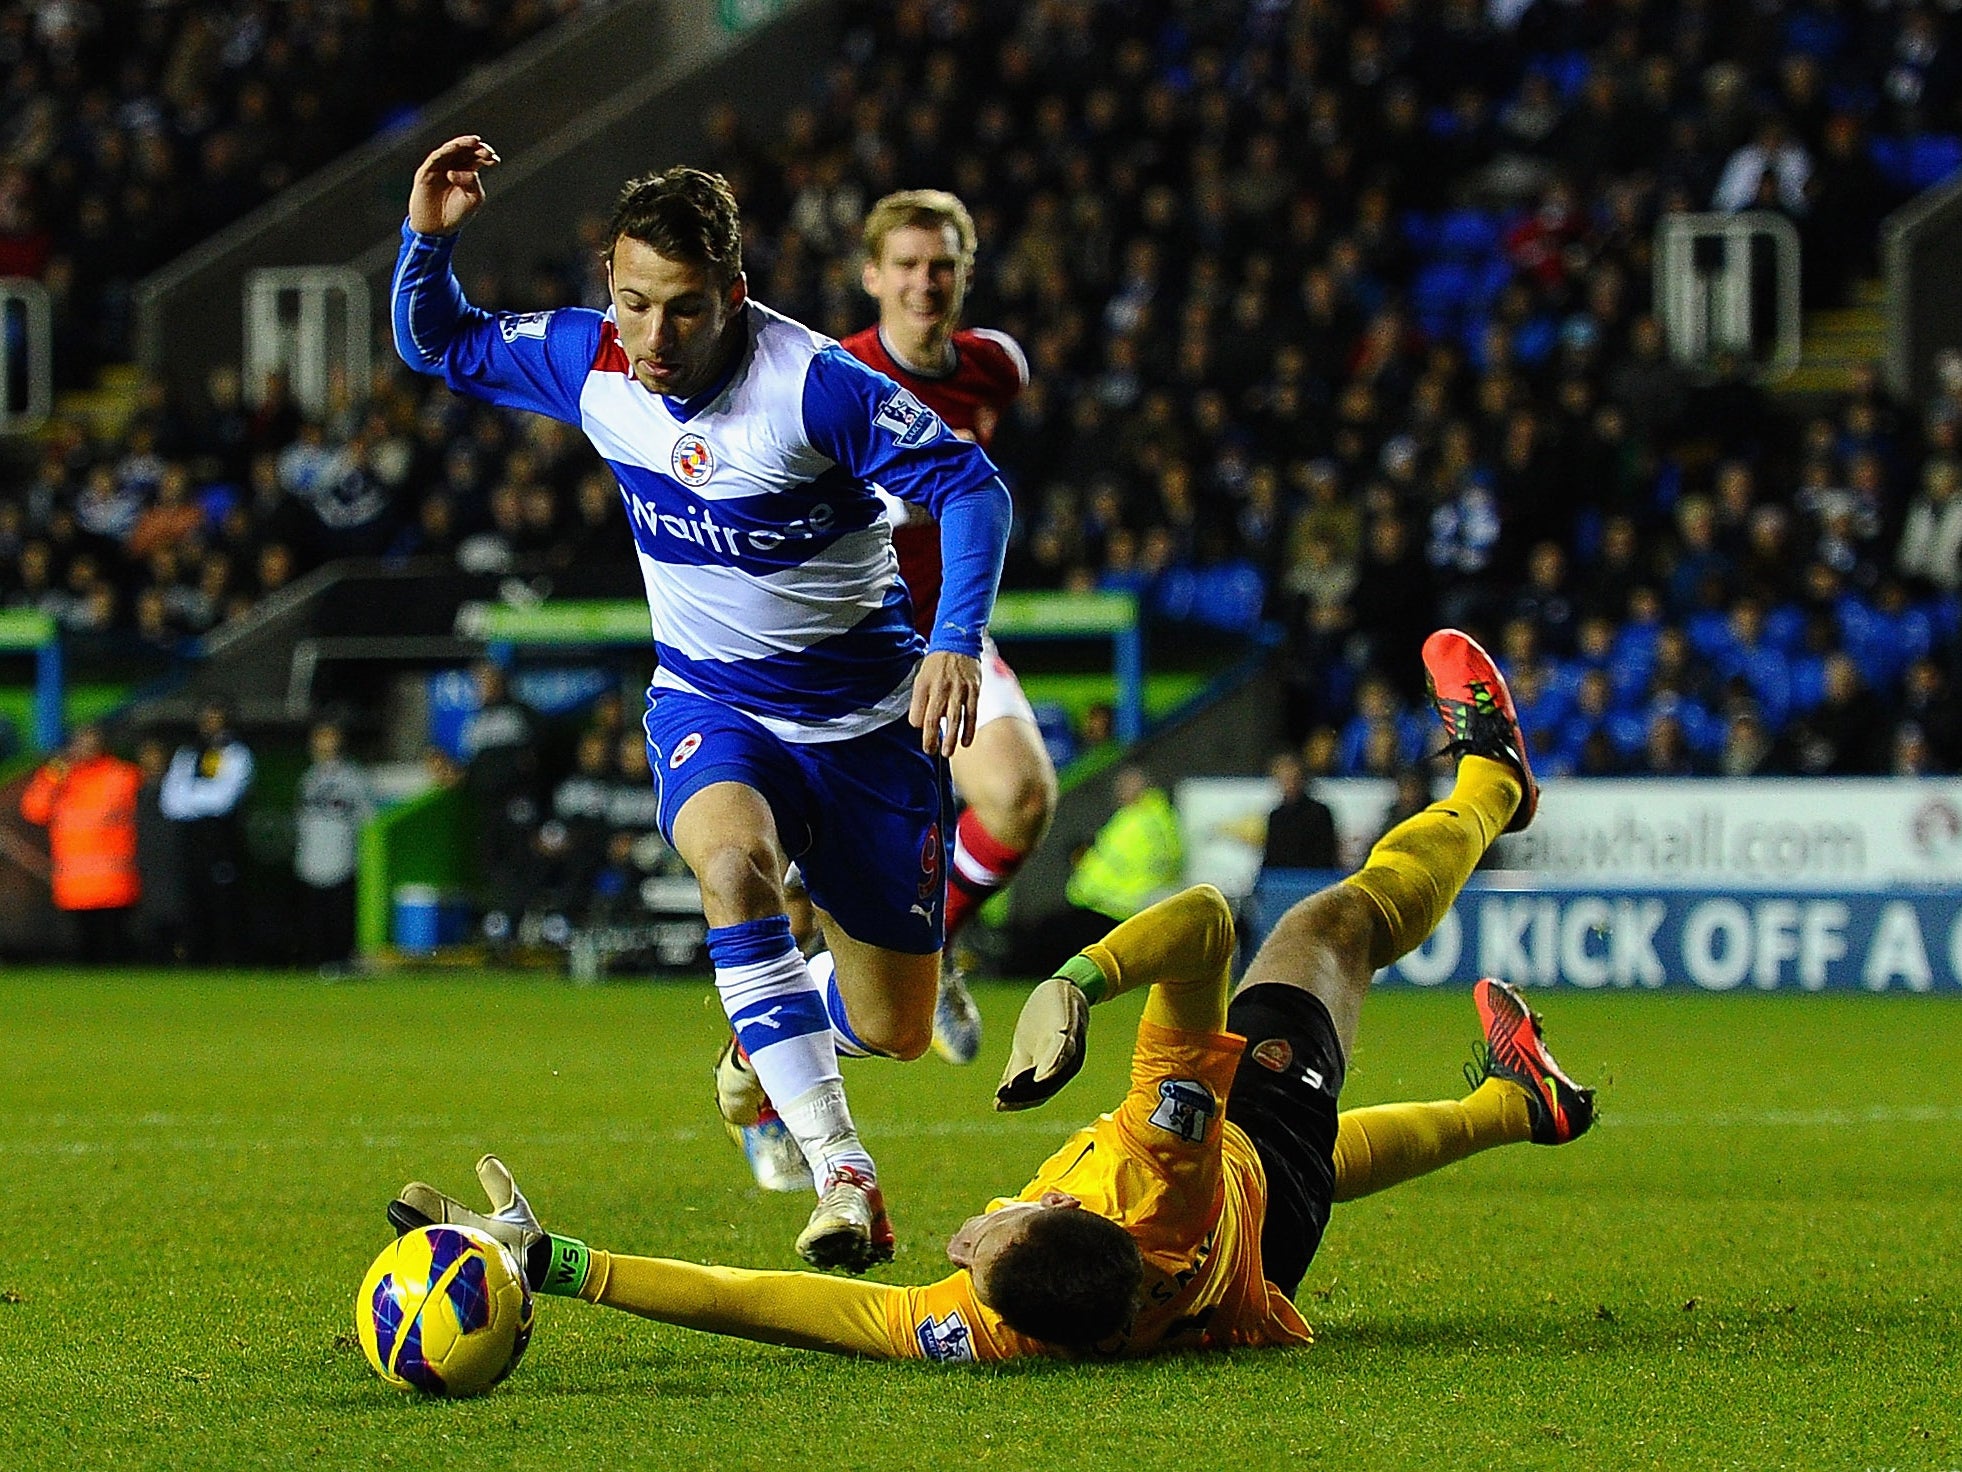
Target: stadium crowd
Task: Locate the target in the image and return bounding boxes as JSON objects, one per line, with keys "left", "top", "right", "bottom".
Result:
{"left": 6, "top": 0, "right": 1962, "bottom": 799}
{"left": 0, "top": 0, "right": 591, "bottom": 386}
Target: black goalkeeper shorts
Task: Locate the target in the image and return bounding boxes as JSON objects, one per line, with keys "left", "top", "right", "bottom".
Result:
{"left": 1224, "top": 982, "right": 1347, "bottom": 1299}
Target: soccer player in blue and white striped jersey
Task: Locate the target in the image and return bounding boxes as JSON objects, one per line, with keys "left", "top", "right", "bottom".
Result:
{"left": 392, "top": 136, "right": 1012, "bottom": 1273}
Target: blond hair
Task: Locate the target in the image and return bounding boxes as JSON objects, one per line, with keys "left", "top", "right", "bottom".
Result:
{"left": 861, "top": 189, "right": 977, "bottom": 267}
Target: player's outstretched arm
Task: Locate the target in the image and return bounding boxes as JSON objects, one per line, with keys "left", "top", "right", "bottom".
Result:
{"left": 407, "top": 134, "right": 499, "bottom": 236}
{"left": 996, "top": 884, "right": 1235, "bottom": 1110}
{"left": 389, "top": 1157, "right": 904, "bottom": 1357}
{"left": 573, "top": 1254, "right": 904, "bottom": 1357}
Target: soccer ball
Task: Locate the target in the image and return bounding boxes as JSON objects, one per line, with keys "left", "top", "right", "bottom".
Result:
{"left": 355, "top": 1224, "right": 534, "bottom": 1397}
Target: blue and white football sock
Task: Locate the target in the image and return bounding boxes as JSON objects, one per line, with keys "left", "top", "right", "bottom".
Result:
{"left": 708, "top": 916, "right": 875, "bottom": 1188}
{"left": 807, "top": 949, "right": 876, "bottom": 1059}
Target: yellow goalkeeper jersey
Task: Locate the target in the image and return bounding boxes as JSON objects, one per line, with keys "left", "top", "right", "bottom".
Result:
{"left": 881, "top": 1018, "right": 1313, "bottom": 1362}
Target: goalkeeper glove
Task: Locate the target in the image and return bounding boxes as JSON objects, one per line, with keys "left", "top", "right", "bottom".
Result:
{"left": 993, "top": 975, "right": 1090, "bottom": 1111}
{"left": 389, "top": 1154, "right": 592, "bottom": 1296}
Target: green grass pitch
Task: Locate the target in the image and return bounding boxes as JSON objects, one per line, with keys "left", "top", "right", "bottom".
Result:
{"left": 1, "top": 970, "right": 1958, "bottom": 1472}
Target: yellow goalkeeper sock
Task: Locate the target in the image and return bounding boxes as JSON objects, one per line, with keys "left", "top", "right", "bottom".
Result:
{"left": 1331, "top": 1079, "right": 1531, "bottom": 1202}
{"left": 1053, "top": 884, "right": 1234, "bottom": 1004}
{"left": 1341, "top": 755, "right": 1519, "bottom": 970}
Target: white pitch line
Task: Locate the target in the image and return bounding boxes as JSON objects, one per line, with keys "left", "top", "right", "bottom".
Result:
{"left": 1594, "top": 1103, "right": 1962, "bottom": 1129}
{"left": 4, "top": 1104, "right": 1962, "bottom": 1158}
{"left": 0, "top": 1113, "right": 1090, "bottom": 1158}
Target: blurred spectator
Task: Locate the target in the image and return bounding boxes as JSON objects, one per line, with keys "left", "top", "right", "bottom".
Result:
{"left": 1377, "top": 767, "right": 1438, "bottom": 846}
{"left": 132, "top": 737, "right": 186, "bottom": 963}
{"left": 125, "top": 464, "right": 206, "bottom": 561}
{"left": 1900, "top": 658, "right": 1962, "bottom": 770}
{"left": 1895, "top": 459, "right": 1962, "bottom": 593}
{"left": 591, "top": 731, "right": 675, "bottom": 925}
{"left": 1259, "top": 749, "right": 1337, "bottom": 872}
{"left": 19, "top": 724, "right": 142, "bottom": 963}
{"left": 1773, "top": 653, "right": 1885, "bottom": 776}
{"left": 530, "top": 728, "right": 616, "bottom": 929}
{"left": 293, "top": 719, "right": 373, "bottom": 972}
{"left": 1717, "top": 709, "right": 1776, "bottom": 778}
{"left": 159, "top": 699, "right": 255, "bottom": 964}
{"left": 459, "top": 661, "right": 543, "bottom": 951}
{"left": 1891, "top": 721, "right": 1938, "bottom": 777}
{"left": 1036, "top": 764, "right": 1186, "bottom": 959}
{"left": 1712, "top": 117, "right": 1811, "bottom": 215}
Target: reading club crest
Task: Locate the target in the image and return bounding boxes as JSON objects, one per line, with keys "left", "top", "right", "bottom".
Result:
{"left": 669, "top": 732, "right": 703, "bottom": 769}
{"left": 672, "top": 434, "right": 715, "bottom": 487}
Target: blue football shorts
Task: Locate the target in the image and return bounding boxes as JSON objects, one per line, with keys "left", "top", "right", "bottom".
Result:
{"left": 641, "top": 688, "right": 952, "bottom": 955}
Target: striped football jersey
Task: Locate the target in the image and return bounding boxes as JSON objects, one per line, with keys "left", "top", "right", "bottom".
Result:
{"left": 393, "top": 225, "right": 1009, "bottom": 743}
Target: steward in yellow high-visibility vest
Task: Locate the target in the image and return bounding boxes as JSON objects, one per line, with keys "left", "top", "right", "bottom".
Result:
{"left": 1066, "top": 766, "right": 1185, "bottom": 922}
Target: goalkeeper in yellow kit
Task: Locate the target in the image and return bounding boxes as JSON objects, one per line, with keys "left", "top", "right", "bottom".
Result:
{"left": 390, "top": 630, "right": 1594, "bottom": 1361}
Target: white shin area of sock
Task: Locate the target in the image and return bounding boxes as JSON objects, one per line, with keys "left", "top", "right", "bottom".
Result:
{"left": 778, "top": 1081, "right": 875, "bottom": 1188}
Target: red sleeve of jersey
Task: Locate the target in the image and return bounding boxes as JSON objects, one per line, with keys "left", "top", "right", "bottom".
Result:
{"left": 961, "top": 329, "right": 1030, "bottom": 401}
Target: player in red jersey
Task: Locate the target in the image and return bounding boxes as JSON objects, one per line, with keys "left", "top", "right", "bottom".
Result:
{"left": 841, "top": 190, "right": 1059, "bottom": 1067}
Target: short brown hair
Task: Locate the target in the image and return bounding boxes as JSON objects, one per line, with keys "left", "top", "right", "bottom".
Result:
{"left": 861, "top": 189, "right": 976, "bottom": 267}
{"left": 978, "top": 1209, "right": 1142, "bottom": 1350}
{"left": 606, "top": 167, "right": 743, "bottom": 285}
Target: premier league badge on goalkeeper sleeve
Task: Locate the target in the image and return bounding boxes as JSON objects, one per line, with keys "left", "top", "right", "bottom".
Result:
{"left": 915, "top": 1310, "right": 976, "bottom": 1363}
{"left": 1149, "top": 1080, "right": 1217, "bottom": 1144}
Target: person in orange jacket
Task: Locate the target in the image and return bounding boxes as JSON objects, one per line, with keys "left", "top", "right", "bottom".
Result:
{"left": 20, "top": 724, "right": 143, "bottom": 962}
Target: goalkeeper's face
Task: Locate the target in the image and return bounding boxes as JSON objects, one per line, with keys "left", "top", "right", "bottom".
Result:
{"left": 608, "top": 237, "right": 748, "bottom": 399}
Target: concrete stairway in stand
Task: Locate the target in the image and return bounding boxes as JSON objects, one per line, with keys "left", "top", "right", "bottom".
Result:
{"left": 1775, "top": 278, "right": 1887, "bottom": 398}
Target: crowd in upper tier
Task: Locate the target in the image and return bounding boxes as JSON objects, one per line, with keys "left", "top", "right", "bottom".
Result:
{"left": 0, "top": 0, "right": 589, "bottom": 386}
{"left": 8, "top": 0, "right": 1962, "bottom": 775}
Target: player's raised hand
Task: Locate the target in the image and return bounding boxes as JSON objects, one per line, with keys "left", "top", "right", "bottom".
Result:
{"left": 910, "top": 650, "right": 982, "bottom": 755}
{"left": 408, "top": 134, "right": 500, "bottom": 235}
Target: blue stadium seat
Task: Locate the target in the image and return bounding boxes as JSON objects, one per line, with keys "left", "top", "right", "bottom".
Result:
{"left": 1871, "top": 135, "right": 1912, "bottom": 189}
{"left": 1784, "top": 7, "right": 1848, "bottom": 61}
{"left": 1150, "top": 567, "right": 1198, "bottom": 622}
{"left": 1030, "top": 701, "right": 1078, "bottom": 768}
{"left": 1610, "top": 628, "right": 1658, "bottom": 701}
{"left": 197, "top": 483, "right": 239, "bottom": 525}
{"left": 1686, "top": 610, "right": 1735, "bottom": 661}
{"left": 1414, "top": 260, "right": 1477, "bottom": 308}
{"left": 1605, "top": 708, "right": 1648, "bottom": 756}
{"left": 1763, "top": 603, "right": 1807, "bottom": 654}
{"left": 1534, "top": 51, "right": 1591, "bottom": 102}
{"left": 1736, "top": 647, "right": 1792, "bottom": 727}
{"left": 1097, "top": 567, "right": 1152, "bottom": 597}
{"left": 1334, "top": 715, "right": 1377, "bottom": 775}
{"left": 1897, "top": 605, "right": 1936, "bottom": 665}
{"left": 1548, "top": 714, "right": 1599, "bottom": 775}
{"left": 1835, "top": 595, "right": 1900, "bottom": 689}
{"left": 1678, "top": 699, "right": 1724, "bottom": 756}
{"left": 1512, "top": 315, "right": 1559, "bottom": 366}
{"left": 1517, "top": 678, "right": 1572, "bottom": 737}
{"left": 1907, "top": 134, "right": 1962, "bottom": 191}
{"left": 1190, "top": 562, "right": 1268, "bottom": 633}
{"left": 1548, "top": 659, "right": 1589, "bottom": 705}
{"left": 1789, "top": 656, "right": 1827, "bottom": 715}
{"left": 1930, "top": 593, "right": 1962, "bottom": 643}
{"left": 1437, "top": 209, "right": 1502, "bottom": 261}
